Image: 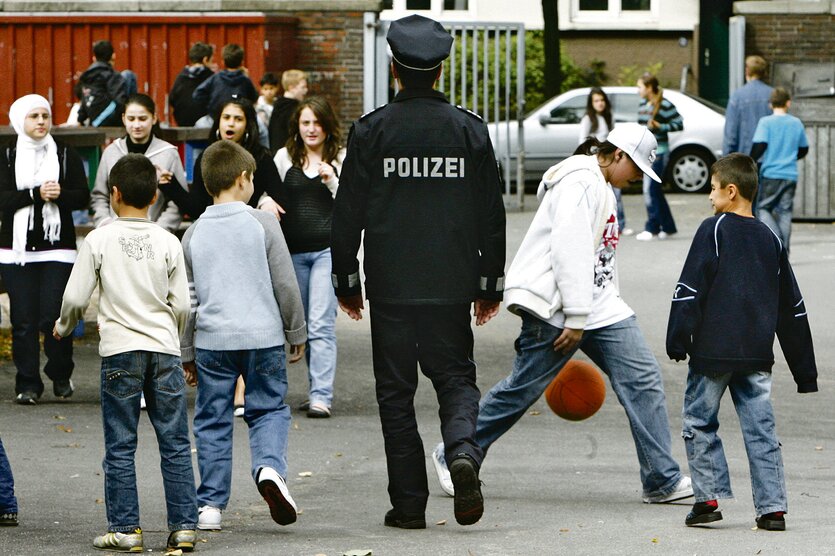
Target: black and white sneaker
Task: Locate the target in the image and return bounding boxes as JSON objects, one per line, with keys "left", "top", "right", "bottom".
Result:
{"left": 15, "top": 392, "right": 39, "bottom": 405}
{"left": 257, "top": 467, "right": 297, "bottom": 525}
{"left": 53, "top": 380, "right": 74, "bottom": 399}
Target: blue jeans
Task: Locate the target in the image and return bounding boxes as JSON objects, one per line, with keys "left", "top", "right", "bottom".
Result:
{"left": 613, "top": 187, "right": 626, "bottom": 232}
{"left": 477, "top": 313, "right": 682, "bottom": 498}
{"left": 642, "top": 152, "right": 677, "bottom": 235}
{"left": 193, "top": 346, "right": 290, "bottom": 509}
{"left": 0, "top": 437, "right": 17, "bottom": 514}
{"left": 291, "top": 249, "right": 338, "bottom": 407}
{"left": 100, "top": 351, "right": 197, "bottom": 532}
{"left": 682, "top": 368, "right": 786, "bottom": 516}
{"left": 756, "top": 178, "right": 795, "bottom": 251}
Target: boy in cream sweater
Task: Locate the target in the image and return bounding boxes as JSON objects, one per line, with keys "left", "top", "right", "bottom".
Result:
{"left": 54, "top": 153, "right": 197, "bottom": 553}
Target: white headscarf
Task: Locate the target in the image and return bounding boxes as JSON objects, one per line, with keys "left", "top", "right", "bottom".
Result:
{"left": 8, "top": 94, "right": 61, "bottom": 265}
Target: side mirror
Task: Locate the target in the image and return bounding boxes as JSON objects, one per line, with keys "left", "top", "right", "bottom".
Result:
{"left": 538, "top": 112, "right": 550, "bottom": 126}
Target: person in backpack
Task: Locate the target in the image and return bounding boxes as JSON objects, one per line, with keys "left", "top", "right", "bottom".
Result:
{"left": 169, "top": 42, "right": 216, "bottom": 127}
{"left": 77, "top": 40, "right": 129, "bottom": 127}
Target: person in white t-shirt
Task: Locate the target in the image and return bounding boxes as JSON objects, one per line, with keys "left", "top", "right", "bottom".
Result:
{"left": 432, "top": 123, "right": 693, "bottom": 506}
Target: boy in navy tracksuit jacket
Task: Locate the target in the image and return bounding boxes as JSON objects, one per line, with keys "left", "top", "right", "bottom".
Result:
{"left": 666, "top": 153, "right": 817, "bottom": 532}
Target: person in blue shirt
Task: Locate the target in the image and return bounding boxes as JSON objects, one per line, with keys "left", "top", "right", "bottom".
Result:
{"left": 667, "top": 153, "right": 817, "bottom": 532}
{"left": 723, "top": 55, "right": 773, "bottom": 157}
{"left": 750, "top": 87, "right": 809, "bottom": 251}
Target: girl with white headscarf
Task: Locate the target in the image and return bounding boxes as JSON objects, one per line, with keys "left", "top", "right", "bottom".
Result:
{"left": 0, "top": 94, "right": 90, "bottom": 405}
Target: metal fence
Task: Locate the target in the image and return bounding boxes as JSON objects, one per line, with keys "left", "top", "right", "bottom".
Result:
{"left": 796, "top": 122, "right": 835, "bottom": 220}
{"left": 370, "top": 19, "right": 526, "bottom": 209}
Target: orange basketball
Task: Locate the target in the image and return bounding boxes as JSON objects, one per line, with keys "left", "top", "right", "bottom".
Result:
{"left": 544, "top": 360, "right": 606, "bottom": 421}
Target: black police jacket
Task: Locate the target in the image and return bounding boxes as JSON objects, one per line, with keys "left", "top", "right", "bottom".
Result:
{"left": 331, "top": 88, "right": 506, "bottom": 305}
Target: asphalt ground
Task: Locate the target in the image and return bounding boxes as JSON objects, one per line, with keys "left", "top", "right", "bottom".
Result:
{"left": 1, "top": 192, "right": 833, "bottom": 555}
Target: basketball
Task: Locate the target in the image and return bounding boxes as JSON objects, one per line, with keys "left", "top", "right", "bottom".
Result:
{"left": 544, "top": 360, "right": 606, "bottom": 421}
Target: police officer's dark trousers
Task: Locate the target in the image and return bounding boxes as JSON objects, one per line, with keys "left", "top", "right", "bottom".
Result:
{"left": 369, "top": 301, "right": 483, "bottom": 514}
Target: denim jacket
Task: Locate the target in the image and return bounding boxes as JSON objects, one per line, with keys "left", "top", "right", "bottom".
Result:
{"left": 723, "top": 79, "right": 773, "bottom": 156}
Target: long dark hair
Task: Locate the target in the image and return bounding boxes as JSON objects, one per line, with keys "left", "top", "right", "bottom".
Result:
{"left": 286, "top": 96, "right": 343, "bottom": 169}
{"left": 584, "top": 87, "right": 613, "bottom": 136}
{"left": 209, "top": 96, "right": 265, "bottom": 156}
{"left": 124, "top": 93, "right": 162, "bottom": 138}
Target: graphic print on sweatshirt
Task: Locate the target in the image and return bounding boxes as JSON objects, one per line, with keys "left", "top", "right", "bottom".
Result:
{"left": 593, "top": 212, "right": 619, "bottom": 290}
{"left": 119, "top": 234, "right": 155, "bottom": 262}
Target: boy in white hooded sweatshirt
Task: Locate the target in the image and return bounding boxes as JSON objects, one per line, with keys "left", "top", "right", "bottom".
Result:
{"left": 433, "top": 123, "right": 693, "bottom": 505}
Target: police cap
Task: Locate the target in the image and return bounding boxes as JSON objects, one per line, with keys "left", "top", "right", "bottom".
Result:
{"left": 387, "top": 15, "right": 453, "bottom": 71}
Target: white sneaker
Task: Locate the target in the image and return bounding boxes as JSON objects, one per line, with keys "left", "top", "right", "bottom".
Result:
{"left": 234, "top": 406, "right": 245, "bottom": 418}
{"left": 621, "top": 227, "right": 635, "bottom": 236}
{"left": 431, "top": 443, "right": 455, "bottom": 497}
{"left": 140, "top": 394, "right": 147, "bottom": 410}
{"left": 257, "top": 466, "right": 297, "bottom": 525}
{"left": 635, "top": 231, "right": 656, "bottom": 241}
{"left": 642, "top": 476, "right": 694, "bottom": 504}
{"left": 197, "top": 505, "right": 222, "bottom": 530}
{"left": 658, "top": 231, "right": 669, "bottom": 240}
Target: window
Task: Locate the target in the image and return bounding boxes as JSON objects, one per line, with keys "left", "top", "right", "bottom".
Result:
{"left": 611, "top": 93, "right": 640, "bottom": 123}
{"left": 577, "top": 0, "right": 652, "bottom": 14}
{"left": 388, "top": 0, "right": 470, "bottom": 13}
{"left": 407, "top": 0, "right": 431, "bottom": 8}
{"left": 579, "top": 0, "right": 607, "bottom": 10}
{"left": 443, "top": 0, "right": 468, "bottom": 8}
{"left": 548, "top": 95, "right": 586, "bottom": 124}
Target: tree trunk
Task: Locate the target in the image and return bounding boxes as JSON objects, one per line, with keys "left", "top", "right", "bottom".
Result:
{"left": 542, "top": 0, "right": 562, "bottom": 97}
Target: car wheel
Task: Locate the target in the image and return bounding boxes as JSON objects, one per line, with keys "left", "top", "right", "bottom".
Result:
{"left": 668, "top": 147, "right": 714, "bottom": 193}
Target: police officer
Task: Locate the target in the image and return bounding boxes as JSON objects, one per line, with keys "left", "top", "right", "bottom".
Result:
{"left": 331, "top": 14, "right": 506, "bottom": 529}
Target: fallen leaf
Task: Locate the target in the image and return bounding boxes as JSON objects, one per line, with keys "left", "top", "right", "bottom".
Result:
{"left": 815, "top": 446, "right": 823, "bottom": 451}
{"left": 436, "top": 519, "right": 447, "bottom": 525}
{"left": 651, "top": 538, "right": 658, "bottom": 543}
{"left": 66, "top": 443, "right": 81, "bottom": 448}
{"left": 336, "top": 452, "right": 343, "bottom": 457}
{"left": 293, "top": 422, "right": 300, "bottom": 430}
{"left": 70, "top": 474, "right": 79, "bottom": 478}
{"left": 559, "top": 528, "right": 569, "bottom": 532}
{"left": 56, "top": 424, "right": 73, "bottom": 433}
{"left": 342, "top": 551, "right": 372, "bottom": 556}
{"left": 529, "top": 410, "right": 541, "bottom": 416}
{"left": 54, "top": 415, "right": 66, "bottom": 420}
{"left": 298, "top": 471, "right": 313, "bottom": 477}
{"left": 95, "top": 499, "right": 104, "bottom": 504}
{"left": 165, "top": 549, "right": 183, "bottom": 556}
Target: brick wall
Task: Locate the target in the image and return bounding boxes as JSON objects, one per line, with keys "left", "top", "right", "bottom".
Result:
{"left": 743, "top": 14, "right": 834, "bottom": 63}
{"left": 270, "top": 11, "right": 366, "bottom": 137}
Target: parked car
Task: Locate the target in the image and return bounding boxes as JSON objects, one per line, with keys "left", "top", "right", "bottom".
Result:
{"left": 489, "top": 86, "right": 725, "bottom": 193}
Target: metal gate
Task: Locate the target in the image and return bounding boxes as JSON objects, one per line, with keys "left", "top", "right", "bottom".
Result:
{"left": 364, "top": 16, "right": 526, "bottom": 209}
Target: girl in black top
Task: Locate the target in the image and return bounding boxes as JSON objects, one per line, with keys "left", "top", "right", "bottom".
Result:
{"left": 0, "top": 94, "right": 90, "bottom": 404}
{"left": 272, "top": 97, "right": 345, "bottom": 418}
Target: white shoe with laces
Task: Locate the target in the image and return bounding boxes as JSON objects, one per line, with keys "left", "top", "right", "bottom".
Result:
{"left": 197, "top": 505, "right": 222, "bottom": 530}
{"left": 642, "top": 476, "right": 694, "bottom": 504}
{"left": 635, "top": 231, "right": 656, "bottom": 241}
{"left": 431, "top": 443, "right": 455, "bottom": 497}
{"left": 257, "top": 466, "right": 297, "bottom": 525}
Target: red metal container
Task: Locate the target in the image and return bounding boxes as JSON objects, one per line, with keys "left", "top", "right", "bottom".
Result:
{"left": 0, "top": 13, "right": 297, "bottom": 126}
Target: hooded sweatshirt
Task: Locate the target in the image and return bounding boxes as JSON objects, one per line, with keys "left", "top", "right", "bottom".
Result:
{"left": 90, "top": 136, "right": 185, "bottom": 232}
{"left": 504, "top": 154, "right": 632, "bottom": 330}
{"left": 192, "top": 69, "right": 258, "bottom": 117}
{"left": 169, "top": 65, "right": 215, "bottom": 126}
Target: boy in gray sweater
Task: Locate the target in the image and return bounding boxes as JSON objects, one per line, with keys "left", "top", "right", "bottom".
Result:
{"left": 180, "top": 140, "right": 306, "bottom": 531}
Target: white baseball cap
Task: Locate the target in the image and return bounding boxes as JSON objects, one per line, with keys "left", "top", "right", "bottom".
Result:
{"left": 607, "top": 123, "right": 661, "bottom": 183}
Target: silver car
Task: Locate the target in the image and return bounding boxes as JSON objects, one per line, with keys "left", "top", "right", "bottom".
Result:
{"left": 489, "top": 86, "right": 725, "bottom": 193}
